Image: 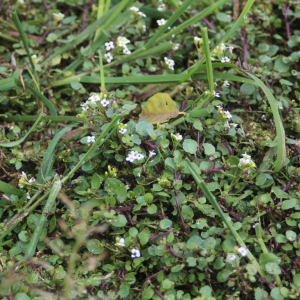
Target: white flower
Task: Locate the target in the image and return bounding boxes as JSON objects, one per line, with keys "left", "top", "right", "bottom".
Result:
{"left": 88, "top": 94, "right": 100, "bottom": 103}
{"left": 158, "top": 4, "right": 166, "bottom": 11}
{"left": 53, "top": 12, "right": 65, "bottom": 21}
{"left": 104, "top": 52, "right": 113, "bottom": 63}
{"left": 17, "top": 0, "right": 24, "bottom": 3}
{"left": 138, "top": 12, "right": 146, "bottom": 17}
{"left": 216, "top": 105, "right": 223, "bottom": 110}
{"left": 222, "top": 80, "right": 230, "bottom": 87}
{"left": 116, "top": 238, "right": 125, "bottom": 247}
{"left": 119, "top": 128, "right": 127, "bottom": 134}
{"left": 80, "top": 102, "right": 89, "bottom": 111}
{"left": 20, "top": 186, "right": 24, "bottom": 188}
{"left": 131, "top": 248, "right": 141, "bottom": 258}
{"left": 228, "top": 46, "right": 234, "bottom": 54}
{"left": 137, "top": 173, "right": 141, "bottom": 177}
{"left": 220, "top": 43, "right": 226, "bottom": 52}
{"left": 126, "top": 151, "right": 137, "bottom": 163}
{"left": 87, "top": 136, "right": 95, "bottom": 143}
{"left": 238, "top": 153, "right": 256, "bottom": 169}
{"left": 28, "top": 178, "right": 35, "bottom": 183}
{"left": 173, "top": 133, "right": 183, "bottom": 141}
{"left": 237, "top": 247, "right": 248, "bottom": 257}
{"left": 194, "top": 37, "right": 201, "bottom": 42}
{"left": 31, "top": 54, "right": 39, "bottom": 64}
{"left": 227, "top": 254, "right": 237, "bottom": 261}
{"left": 125, "top": 185, "right": 130, "bottom": 190}
{"left": 149, "top": 151, "right": 156, "bottom": 157}
{"left": 213, "top": 90, "right": 220, "bottom": 97}
{"left": 117, "top": 36, "right": 130, "bottom": 47}
{"left": 136, "top": 153, "right": 145, "bottom": 161}
{"left": 224, "top": 111, "right": 232, "bottom": 119}
{"left": 130, "top": 6, "right": 139, "bottom": 12}
{"left": 172, "top": 43, "right": 180, "bottom": 51}
{"left": 101, "top": 99, "right": 110, "bottom": 107}
{"left": 157, "top": 19, "right": 167, "bottom": 26}
{"left": 10, "top": 126, "right": 14, "bottom": 130}
{"left": 143, "top": 25, "right": 147, "bottom": 32}
{"left": 105, "top": 41, "right": 114, "bottom": 51}
{"left": 230, "top": 123, "right": 238, "bottom": 128}
{"left": 164, "top": 57, "right": 175, "bottom": 70}
{"left": 123, "top": 47, "right": 131, "bottom": 55}
{"left": 221, "top": 56, "right": 230, "bottom": 63}
{"left": 27, "top": 195, "right": 31, "bottom": 200}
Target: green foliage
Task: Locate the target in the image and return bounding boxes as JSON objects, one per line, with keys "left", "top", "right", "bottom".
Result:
{"left": 0, "top": 0, "right": 300, "bottom": 299}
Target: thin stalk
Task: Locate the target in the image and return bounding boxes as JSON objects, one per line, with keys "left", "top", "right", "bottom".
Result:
{"left": 99, "top": 50, "right": 105, "bottom": 90}
{"left": 94, "top": 0, "right": 105, "bottom": 42}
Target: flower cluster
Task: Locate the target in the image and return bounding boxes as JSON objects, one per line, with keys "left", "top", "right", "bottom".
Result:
{"left": 238, "top": 153, "right": 256, "bottom": 169}
{"left": 157, "top": 19, "right": 167, "bottom": 26}
{"left": 80, "top": 93, "right": 110, "bottom": 111}
{"left": 129, "top": 6, "right": 146, "bottom": 17}
{"left": 216, "top": 105, "right": 232, "bottom": 119}
{"left": 126, "top": 151, "right": 145, "bottom": 163}
{"left": 164, "top": 57, "right": 175, "bottom": 70}
{"left": 53, "top": 12, "right": 65, "bottom": 21}
{"left": 117, "top": 36, "right": 131, "bottom": 55}
{"left": 211, "top": 42, "right": 234, "bottom": 62}
{"left": 19, "top": 171, "right": 35, "bottom": 188}
{"left": 172, "top": 43, "right": 180, "bottom": 51}
{"left": 87, "top": 136, "right": 95, "bottom": 143}
{"left": 118, "top": 123, "right": 127, "bottom": 135}
{"left": 222, "top": 80, "right": 230, "bottom": 87}
{"left": 221, "top": 56, "right": 230, "bottom": 63}
{"left": 131, "top": 248, "right": 141, "bottom": 258}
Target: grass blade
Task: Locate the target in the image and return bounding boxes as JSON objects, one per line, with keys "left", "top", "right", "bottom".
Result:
{"left": 0, "top": 180, "right": 24, "bottom": 197}
{"left": 99, "top": 50, "right": 105, "bottom": 90}
{"left": 3, "top": 115, "right": 79, "bottom": 122}
{"left": 185, "top": 158, "right": 267, "bottom": 280}
{"left": 201, "top": 27, "right": 214, "bottom": 94}
{"left": 0, "top": 78, "right": 16, "bottom": 91}
{"left": 245, "top": 72, "right": 286, "bottom": 172}
{"left": 36, "top": 123, "right": 77, "bottom": 184}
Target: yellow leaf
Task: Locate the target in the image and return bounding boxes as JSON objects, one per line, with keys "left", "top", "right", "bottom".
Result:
{"left": 139, "top": 93, "right": 185, "bottom": 124}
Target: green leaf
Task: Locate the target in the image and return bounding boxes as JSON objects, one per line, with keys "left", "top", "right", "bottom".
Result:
{"left": 142, "top": 287, "right": 154, "bottom": 300}
{"left": 183, "top": 139, "right": 198, "bottom": 154}
{"left": 265, "top": 262, "right": 281, "bottom": 275}
{"left": 270, "top": 288, "right": 284, "bottom": 300}
{"left": 159, "top": 219, "right": 172, "bottom": 229}
{"left": 282, "top": 199, "right": 297, "bottom": 210}
{"left": 181, "top": 205, "right": 194, "bottom": 220}
{"left": 0, "top": 180, "right": 24, "bottom": 197}
{"left": 255, "top": 287, "right": 268, "bottom": 300}
{"left": 203, "top": 143, "right": 216, "bottom": 155}
{"left": 87, "top": 239, "right": 104, "bottom": 254}
{"left": 147, "top": 204, "right": 157, "bottom": 214}
{"left": 138, "top": 230, "right": 150, "bottom": 245}
{"left": 217, "top": 269, "right": 230, "bottom": 283}
{"left": 187, "top": 257, "right": 197, "bottom": 267}
{"left": 111, "top": 215, "right": 127, "bottom": 227}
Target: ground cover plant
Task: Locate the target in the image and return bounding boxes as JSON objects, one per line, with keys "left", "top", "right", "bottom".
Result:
{"left": 0, "top": 0, "right": 300, "bottom": 299}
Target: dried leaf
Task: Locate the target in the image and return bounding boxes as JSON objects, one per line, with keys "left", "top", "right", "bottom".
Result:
{"left": 139, "top": 93, "right": 185, "bottom": 124}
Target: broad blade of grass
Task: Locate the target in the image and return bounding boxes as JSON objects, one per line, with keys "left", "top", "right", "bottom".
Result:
{"left": 3, "top": 115, "right": 79, "bottom": 122}
{"left": 36, "top": 123, "right": 77, "bottom": 184}
{"left": 0, "top": 180, "right": 24, "bottom": 197}
{"left": 245, "top": 72, "right": 286, "bottom": 172}
{"left": 185, "top": 158, "right": 267, "bottom": 280}
{"left": 0, "top": 77, "right": 16, "bottom": 91}
{"left": 201, "top": 27, "right": 214, "bottom": 94}
{"left": 24, "top": 180, "right": 61, "bottom": 259}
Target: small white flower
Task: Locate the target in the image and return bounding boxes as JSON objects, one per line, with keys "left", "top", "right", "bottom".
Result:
{"left": 213, "top": 90, "right": 220, "bottom": 97}
{"left": 130, "top": 6, "right": 139, "bottom": 12}
{"left": 87, "top": 136, "right": 95, "bottom": 143}
{"left": 173, "top": 133, "right": 183, "bottom": 141}
{"left": 126, "top": 151, "right": 136, "bottom": 163}
{"left": 230, "top": 123, "right": 238, "bottom": 128}
{"left": 138, "top": 12, "right": 146, "bottom": 17}
{"left": 224, "top": 111, "right": 232, "bottom": 119}
{"left": 88, "top": 94, "right": 100, "bottom": 103}
{"left": 125, "top": 185, "right": 130, "bottom": 190}
{"left": 143, "top": 25, "right": 147, "bottom": 32}
{"left": 28, "top": 178, "right": 35, "bottom": 183}
{"left": 221, "top": 56, "right": 230, "bottom": 63}
{"left": 222, "top": 80, "right": 230, "bottom": 87}
{"left": 216, "top": 105, "right": 223, "bottom": 110}
{"left": 194, "top": 37, "right": 201, "bottom": 42}
{"left": 137, "top": 173, "right": 141, "bottom": 177}
{"left": 172, "top": 43, "right": 180, "bottom": 51}
{"left": 136, "top": 153, "right": 145, "bottom": 161}
{"left": 80, "top": 102, "right": 89, "bottom": 111}
{"left": 101, "top": 99, "right": 110, "bottom": 107}
{"left": 53, "top": 12, "right": 65, "bottom": 21}
{"left": 149, "top": 151, "right": 156, "bottom": 157}
{"left": 131, "top": 248, "right": 141, "bottom": 258}
{"left": 242, "top": 152, "right": 251, "bottom": 160}
{"left": 228, "top": 46, "right": 234, "bottom": 54}
{"left": 164, "top": 57, "right": 175, "bottom": 70}
{"left": 27, "top": 195, "right": 31, "bottom": 200}
{"left": 119, "top": 128, "right": 127, "bottom": 134}
{"left": 123, "top": 47, "right": 131, "bottom": 55}
{"left": 116, "top": 238, "right": 125, "bottom": 247}
{"left": 105, "top": 41, "right": 114, "bottom": 51}
{"left": 227, "top": 254, "right": 237, "bottom": 261}
{"left": 157, "top": 19, "right": 167, "bottom": 26}
{"left": 158, "top": 4, "right": 166, "bottom": 11}
{"left": 17, "top": 0, "right": 24, "bottom": 3}
{"left": 220, "top": 43, "right": 226, "bottom": 52}
{"left": 237, "top": 247, "right": 248, "bottom": 257}
{"left": 20, "top": 186, "right": 24, "bottom": 188}
{"left": 31, "top": 54, "right": 40, "bottom": 64}
{"left": 104, "top": 52, "right": 113, "bottom": 63}
{"left": 10, "top": 126, "right": 14, "bottom": 130}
